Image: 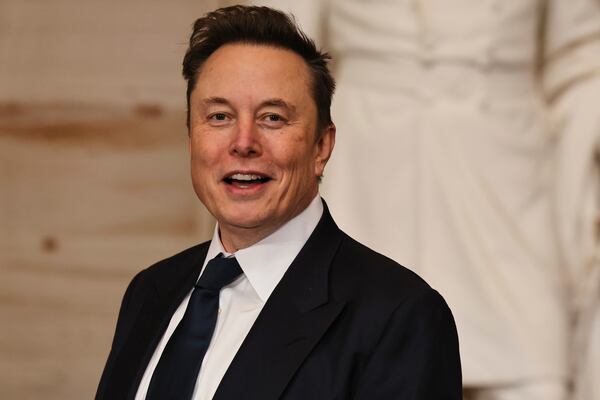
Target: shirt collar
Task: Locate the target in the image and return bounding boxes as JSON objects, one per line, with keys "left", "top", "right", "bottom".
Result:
{"left": 203, "top": 195, "right": 324, "bottom": 302}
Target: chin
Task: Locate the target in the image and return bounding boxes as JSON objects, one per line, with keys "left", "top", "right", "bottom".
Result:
{"left": 218, "top": 210, "right": 268, "bottom": 230}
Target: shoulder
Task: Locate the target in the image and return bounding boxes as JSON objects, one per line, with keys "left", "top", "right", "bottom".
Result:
{"left": 334, "top": 233, "right": 432, "bottom": 295}
{"left": 331, "top": 232, "right": 450, "bottom": 317}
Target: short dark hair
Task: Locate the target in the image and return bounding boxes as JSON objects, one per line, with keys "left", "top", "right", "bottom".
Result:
{"left": 182, "top": 5, "right": 335, "bottom": 133}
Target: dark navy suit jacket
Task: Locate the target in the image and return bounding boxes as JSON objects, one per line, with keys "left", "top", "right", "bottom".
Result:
{"left": 96, "top": 202, "right": 462, "bottom": 399}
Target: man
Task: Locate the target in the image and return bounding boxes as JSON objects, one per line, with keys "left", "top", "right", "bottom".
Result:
{"left": 95, "top": 6, "right": 461, "bottom": 400}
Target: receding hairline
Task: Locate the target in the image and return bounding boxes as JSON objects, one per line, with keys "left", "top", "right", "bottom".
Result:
{"left": 190, "top": 42, "right": 316, "bottom": 105}
{"left": 191, "top": 41, "right": 315, "bottom": 85}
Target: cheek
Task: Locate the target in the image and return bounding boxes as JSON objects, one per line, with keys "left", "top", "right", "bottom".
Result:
{"left": 190, "top": 137, "right": 219, "bottom": 168}
{"left": 190, "top": 152, "right": 218, "bottom": 191}
{"left": 190, "top": 151, "right": 206, "bottom": 175}
{"left": 278, "top": 150, "right": 318, "bottom": 187}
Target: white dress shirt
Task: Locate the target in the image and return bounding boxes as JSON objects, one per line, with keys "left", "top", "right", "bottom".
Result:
{"left": 135, "top": 195, "right": 323, "bottom": 400}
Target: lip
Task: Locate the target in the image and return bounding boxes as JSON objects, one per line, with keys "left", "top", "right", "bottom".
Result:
{"left": 222, "top": 169, "right": 274, "bottom": 197}
{"left": 222, "top": 169, "right": 273, "bottom": 180}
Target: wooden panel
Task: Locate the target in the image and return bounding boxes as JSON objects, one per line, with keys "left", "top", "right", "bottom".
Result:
{"left": 0, "top": 103, "right": 214, "bottom": 399}
{"left": 0, "top": 0, "right": 220, "bottom": 106}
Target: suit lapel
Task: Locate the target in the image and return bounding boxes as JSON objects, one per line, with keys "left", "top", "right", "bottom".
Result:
{"left": 106, "top": 243, "right": 209, "bottom": 400}
{"left": 214, "top": 205, "right": 346, "bottom": 400}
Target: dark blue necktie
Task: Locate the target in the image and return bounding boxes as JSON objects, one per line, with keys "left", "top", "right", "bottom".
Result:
{"left": 146, "top": 254, "right": 243, "bottom": 400}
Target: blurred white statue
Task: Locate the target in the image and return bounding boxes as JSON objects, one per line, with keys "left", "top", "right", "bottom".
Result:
{"left": 552, "top": 29, "right": 600, "bottom": 399}
{"left": 242, "top": 0, "right": 600, "bottom": 398}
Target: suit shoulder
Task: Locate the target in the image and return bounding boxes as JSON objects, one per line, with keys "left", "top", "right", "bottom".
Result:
{"left": 332, "top": 233, "right": 435, "bottom": 304}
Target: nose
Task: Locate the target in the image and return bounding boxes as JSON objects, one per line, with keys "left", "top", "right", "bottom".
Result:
{"left": 229, "top": 115, "right": 262, "bottom": 158}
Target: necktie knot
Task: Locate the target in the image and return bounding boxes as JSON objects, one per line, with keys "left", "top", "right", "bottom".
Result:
{"left": 196, "top": 254, "right": 243, "bottom": 291}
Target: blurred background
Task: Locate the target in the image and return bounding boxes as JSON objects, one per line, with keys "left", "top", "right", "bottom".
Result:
{"left": 0, "top": 1, "right": 218, "bottom": 398}
{"left": 1, "top": 1, "right": 599, "bottom": 399}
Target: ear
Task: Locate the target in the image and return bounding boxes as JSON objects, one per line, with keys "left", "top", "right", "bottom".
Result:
{"left": 314, "top": 123, "right": 336, "bottom": 178}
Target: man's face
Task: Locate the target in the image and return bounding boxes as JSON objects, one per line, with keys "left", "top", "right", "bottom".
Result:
{"left": 189, "top": 43, "right": 335, "bottom": 251}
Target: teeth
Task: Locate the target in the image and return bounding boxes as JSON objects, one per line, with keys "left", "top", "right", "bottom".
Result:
{"left": 230, "top": 173, "right": 262, "bottom": 181}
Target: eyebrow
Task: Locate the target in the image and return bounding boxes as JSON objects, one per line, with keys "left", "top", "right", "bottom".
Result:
{"left": 260, "top": 98, "right": 296, "bottom": 113}
{"left": 202, "top": 97, "right": 230, "bottom": 106}
{"left": 200, "top": 97, "right": 296, "bottom": 113}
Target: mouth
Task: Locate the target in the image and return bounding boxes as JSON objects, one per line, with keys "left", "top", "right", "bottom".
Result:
{"left": 223, "top": 172, "right": 272, "bottom": 189}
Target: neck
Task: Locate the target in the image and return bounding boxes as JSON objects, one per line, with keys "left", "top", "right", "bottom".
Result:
{"left": 218, "top": 224, "right": 275, "bottom": 253}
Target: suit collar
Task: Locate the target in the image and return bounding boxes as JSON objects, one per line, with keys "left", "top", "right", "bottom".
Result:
{"left": 207, "top": 194, "right": 324, "bottom": 303}
{"left": 281, "top": 200, "right": 342, "bottom": 312}
{"left": 214, "top": 201, "right": 347, "bottom": 399}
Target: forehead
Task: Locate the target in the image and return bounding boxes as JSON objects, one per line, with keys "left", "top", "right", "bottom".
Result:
{"left": 193, "top": 43, "right": 313, "bottom": 103}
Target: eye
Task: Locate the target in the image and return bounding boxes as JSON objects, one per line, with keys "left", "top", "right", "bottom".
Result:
{"left": 210, "top": 113, "right": 228, "bottom": 121}
{"left": 260, "top": 113, "right": 287, "bottom": 128}
{"left": 207, "top": 112, "right": 231, "bottom": 126}
{"left": 266, "top": 114, "right": 282, "bottom": 122}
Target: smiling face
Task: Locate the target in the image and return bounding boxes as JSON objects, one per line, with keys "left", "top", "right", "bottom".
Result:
{"left": 189, "top": 43, "right": 335, "bottom": 252}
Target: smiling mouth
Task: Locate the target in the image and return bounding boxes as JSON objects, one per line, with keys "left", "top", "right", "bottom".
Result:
{"left": 224, "top": 173, "right": 272, "bottom": 188}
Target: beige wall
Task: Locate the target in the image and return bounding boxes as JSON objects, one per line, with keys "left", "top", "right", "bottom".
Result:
{"left": 0, "top": 1, "right": 219, "bottom": 398}
{"left": 0, "top": 0, "right": 217, "bottom": 107}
